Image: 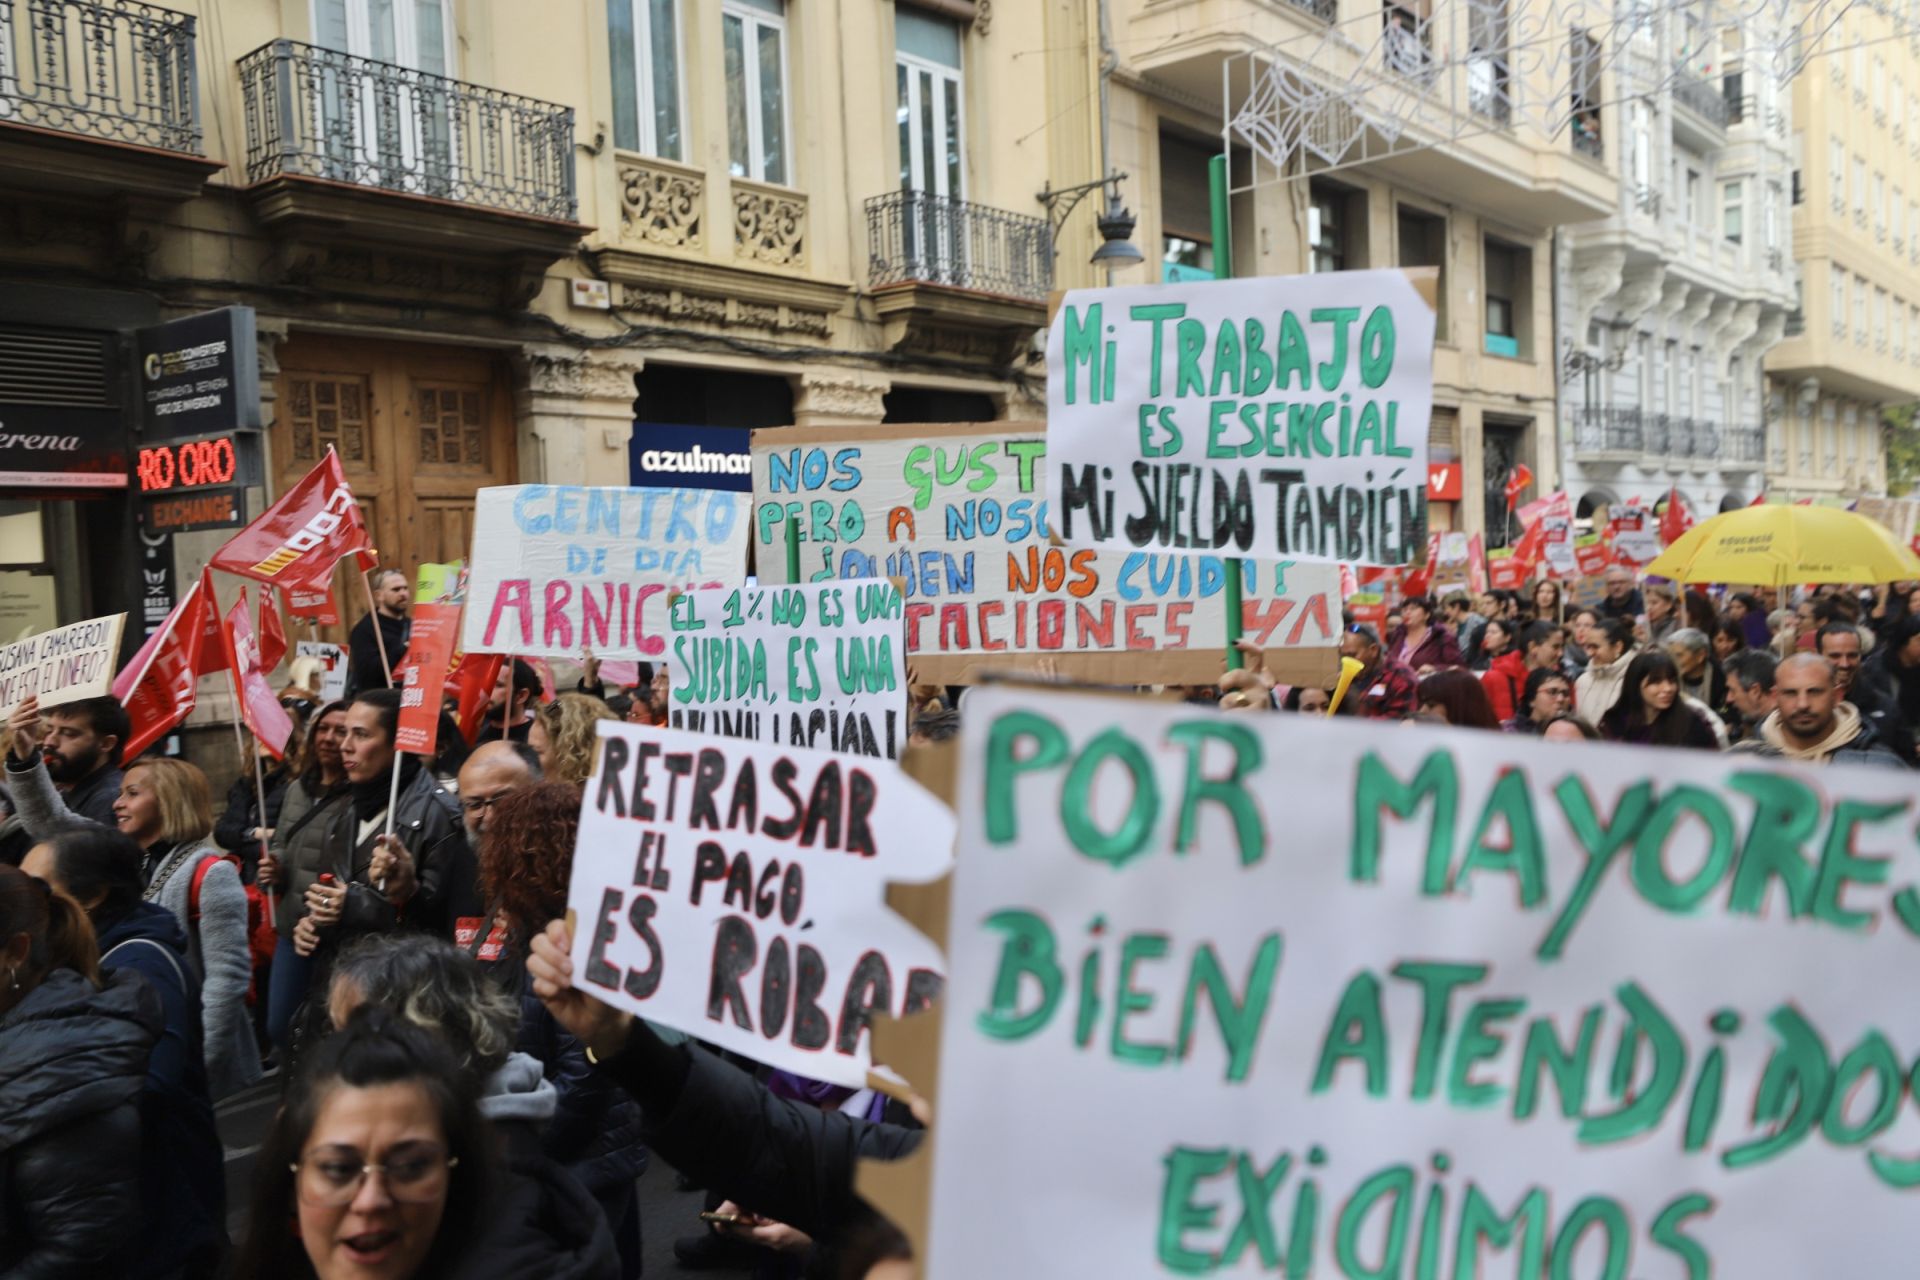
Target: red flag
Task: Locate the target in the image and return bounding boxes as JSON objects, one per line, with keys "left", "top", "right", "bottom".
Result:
{"left": 112, "top": 577, "right": 209, "bottom": 760}
{"left": 1659, "top": 488, "right": 1694, "bottom": 546}
{"left": 222, "top": 589, "right": 294, "bottom": 758}
{"left": 1749, "top": 493, "right": 1768, "bottom": 507}
{"left": 258, "top": 591, "right": 288, "bottom": 674}
{"left": 1466, "top": 533, "right": 1489, "bottom": 595}
{"left": 209, "top": 449, "right": 374, "bottom": 597}
{"left": 394, "top": 604, "right": 461, "bottom": 756}
{"left": 283, "top": 583, "right": 341, "bottom": 628}
{"left": 192, "top": 569, "right": 226, "bottom": 678}
{"left": 451, "top": 652, "right": 504, "bottom": 744}
{"left": 1503, "top": 464, "right": 1535, "bottom": 511}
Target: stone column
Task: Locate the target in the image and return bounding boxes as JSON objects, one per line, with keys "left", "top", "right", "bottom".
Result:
{"left": 791, "top": 368, "right": 890, "bottom": 427}
{"left": 516, "top": 345, "right": 646, "bottom": 485}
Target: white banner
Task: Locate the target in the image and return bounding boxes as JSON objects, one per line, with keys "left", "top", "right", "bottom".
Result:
{"left": 295, "top": 640, "right": 348, "bottom": 703}
{"left": 668, "top": 580, "right": 907, "bottom": 759}
{"left": 928, "top": 686, "right": 1920, "bottom": 1277}
{"left": 1045, "top": 269, "right": 1435, "bottom": 566}
{"left": 566, "top": 722, "right": 953, "bottom": 1087}
{"left": 463, "top": 485, "right": 749, "bottom": 661}
{"left": 0, "top": 613, "right": 125, "bottom": 714}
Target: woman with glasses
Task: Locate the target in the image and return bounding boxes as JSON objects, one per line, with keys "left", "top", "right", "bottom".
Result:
{"left": 261, "top": 700, "right": 352, "bottom": 1050}
{"left": 1506, "top": 668, "right": 1574, "bottom": 734}
{"left": 235, "top": 1007, "right": 494, "bottom": 1279}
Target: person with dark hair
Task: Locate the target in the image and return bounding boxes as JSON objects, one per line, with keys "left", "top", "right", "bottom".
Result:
{"left": 1598, "top": 651, "right": 1719, "bottom": 749}
{"left": 908, "top": 709, "right": 962, "bottom": 746}
{"left": 1441, "top": 593, "right": 1486, "bottom": 668}
{"left": 0, "top": 694, "right": 128, "bottom": 864}
{"left": 1730, "top": 654, "right": 1906, "bottom": 766}
{"left": 1562, "top": 606, "right": 1599, "bottom": 677}
{"left": 1574, "top": 616, "right": 1637, "bottom": 727}
{"left": 1469, "top": 615, "right": 1514, "bottom": 674}
{"left": 1866, "top": 611, "right": 1920, "bottom": 728}
{"left": 1712, "top": 617, "right": 1747, "bottom": 665}
{"left": 0, "top": 861, "right": 160, "bottom": 1277}
{"left": 467, "top": 783, "right": 646, "bottom": 1276}
{"left": 1508, "top": 668, "right": 1573, "bottom": 734}
{"left": 213, "top": 723, "right": 302, "bottom": 881}
{"left": 347, "top": 568, "right": 412, "bottom": 698}
{"left": 296, "top": 690, "right": 474, "bottom": 976}
{"left": 1416, "top": 669, "right": 1501, "bottom": 729}
{"left": 1386, "top": 596, "right": 1462, "bottom": 673}
{"left": 23, "top": 827, "right": 226, "bottom": 1278}
{"left": 322, "top": 935, "right": 619, "bottom": 1279}
{"left": 1727, "top": 591, "right": 1771, "bottom": 649}
{"left": 234, "top": 1006, "right": 497, "bottom": 1280}
{"left": 1818, "top": 622, "right": 1916, "bottom": 762}
{"left": 1541, "top": 714, "right": 1601, "bottom": 743}
{"left": 1598, "top": 566, "right": 1643, "bottom": 622}
{"left": 1477, "top": 617, "right": 1528, "bottom": 714}
{"left": 526, "top": 918, "right": 921, "bottom": 1280}
{"left": 477, "top": 659, "right": 544, "bottom": 745}
{"left": 1643, "top": 582, "right": 1678, "bottom": 645}
{"left": 1723, "top": 649, "right": 1778, "bottom": 744}
{"left": 1531, "top": 579, "right": 1564, "bottom": 626}
{"left": 1340, "top": 624, "right": 1419, "bottom": 720}
{"left": 259, "top": 701, "right": 351, "bottom": 1050}
{"left": 1680, "top": 589, "right": 1719, "bottom": 638}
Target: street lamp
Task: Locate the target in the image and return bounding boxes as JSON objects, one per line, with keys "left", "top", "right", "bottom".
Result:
{"left": 1038, "top": 171, "right": 1144, "bottom": 269}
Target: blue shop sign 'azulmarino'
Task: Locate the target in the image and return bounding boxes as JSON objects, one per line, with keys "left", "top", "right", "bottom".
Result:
{"left": 629, "top": 422, "right": 752, "bottom": 493}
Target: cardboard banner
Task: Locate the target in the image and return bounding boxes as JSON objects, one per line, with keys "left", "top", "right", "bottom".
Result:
{"left": 221, "top": 590, "right": 293, "bottom": 757}
{"left": 1044, "top": 269, "right": 1436, "bottom": 566}
{"left": 0, "top": 613, "right": 126, "bottom": 715}
{"left": 1485, "top": 546, "right": 1528, "bottom": 591}
{"left": 565, "top": 722, "right": 953, "bottom": 1087}
{"left": 668, "top": 581, "right": 907, "bottom": 759}
{"left": 926, "top": 686, "right": 1920, "bottom": 1276}
{"left": 394, "top": 603, "right": 460, "bottom": 756}
{"left": 749, "top": 423, "right": 1340, "bottom": 686}
{"left": 1609, "top": 506, "right": 1661, "bottom": 565}
{"left": 1573, "top": 533, "right": 1611, "bottom": 577}
{"left": 296, "top": 640, "right": 348, "bottom": 702}
{"left": 463, "top": 485, "right": 749, "bottom": 661}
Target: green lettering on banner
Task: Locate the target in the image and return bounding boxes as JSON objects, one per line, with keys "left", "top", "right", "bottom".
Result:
{"left": 1649, "top": 1193, "right": 1715, "bottom": 1280}
{"left": 1310, "top": 308, "right": 1360, "bottom": 390}
{"left": 1452, "top": 1184, "right": 1546, "bottom": 1278}
{"left": 976, "top": 909, "right": 1061, "bottom": 1041}
{"left": 1210, "top": 320, "right": 1243, "bottom": 397}
{"left": 1580, "top": 983, "right": 1685, "bottom": 1145}
{"left": 1063, "top": 728, "right": 1160, "bottom": 867}
{"left": 1350, "top": 751, "right": 1458, "bottom": 893}
{"left": 1722, "top": 1005, "right": 1831, "bottom": 1170}
{"left": 1175, "top": 934, "right": 1283, "bottom": 1084}
{"left": 1393, "top": 961, "right": 1488, "bottom": 1101}
{"left": 1868, "top": 1056, "right": 1920, "bottom": 1188}
{"left": 983, "top": 711, "right": 1068, "bottom": 847}
{"left": 1243, "top": 318, "right": 1275, "bottom": 396}
{"left": 1176, "top": 318, "right": 1208, "bottom": 398}
{"left": 1112, "top": 932, "right": 1173, "bottom": 1066}
{"left": 1536, "top": 778, "right": 1652, "bottom": 960}
{"left": 1629, "top": 784, "right": 1736, "bottom": 913}
{"left": 1276, "top": 311, "right": 1312, "bottom": 391}
{"left": 1813, "top": 799, "right": 1905, "bottom": 931}
{"left": 1062, "top": 304, "right": 1103, "bottom": 405}
{"left": 1313, "top": 971, "right": 1389, "bottom": 1097}
{"left": 1359, "top": 305, "right": 1397, "bottom": 389}
{"left": 1221, "top": 1152, "right": 1290, "bottom": 1270}
{"left": 1548, "top": 1196, "right": 1630, "bottom": 1280}
{"left": 1333, "top": 1164, "right": 1414, "bottom": 1278}
{"left": 1157, "top": 1145, "right": 1230, "bottom": 1275}
{"left": 1821, "top": 1030, "right": 1902, "bottom": 1145}
{"left": 1725, "top": 772, "right": 1822, "bottom": 919}
{"left": 1458, "top": 770, "right": 1545, "bottom": 907}
{"left": 1513, "top": 1006, "right": 1601, "bottom": 1120}
{"left": 1448, "top": 998, "right": 1525, "bottom": 1108}
{"left": 1167, "top": 721, "right": 1265, "bottom": 866}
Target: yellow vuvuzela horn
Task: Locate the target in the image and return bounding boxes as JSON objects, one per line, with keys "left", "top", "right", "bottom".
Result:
{"left": 1326, "top": 656, "right": 1366, "bottom": 717}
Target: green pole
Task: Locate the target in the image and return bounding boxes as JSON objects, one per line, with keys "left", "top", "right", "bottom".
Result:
{"left": 784, "top": 515, "right": 801, "bottom": 583}
{"left": 1209, "top": 152, "right": 1245, "bottom": 671}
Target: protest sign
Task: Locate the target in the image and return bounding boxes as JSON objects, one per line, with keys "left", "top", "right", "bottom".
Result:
{"left": 463, "top": 485, "right": 748, "bottom": 661}
{"left": 927, "top": 687, "right": 1920, "bottom": 1277}
{"left": 1044, "top": 269, "right": 1436, "bottom": 566}
{"left": 668, "top": 580, "right": 906, "bottom": 759}
{"left": 415, "top": 561, "right": 464, "bottom": 605}
{"left": 1485, "top": 547, "right": 1527, "bottom": 591}
{"left": 296, "top": 640, "right": 348, "bottom": 702}
{"left": 750, "top": 423, "right": 1340, "bottom": 686}
{"left": 394, "top": 603, "right": 460, "bottom": 755}
{"left": 284, "top": 583, "right": 340, "bottom": 627}
{"left": 565, "top": 722, "right": 953, "bottom": 1087}
{"left": 1610, "top": 506, "right": 1661, "bottom": 565}
{"left": 0, "top": 614, "right": 125, "bottom": 715}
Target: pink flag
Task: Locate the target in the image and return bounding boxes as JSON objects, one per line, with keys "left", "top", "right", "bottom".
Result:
{"left": 222, "top": 588, "right": 294, "bottom": 758}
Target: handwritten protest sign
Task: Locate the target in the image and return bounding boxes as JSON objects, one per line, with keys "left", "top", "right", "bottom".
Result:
{"left": 566, "top": 722, "right": 953, "bottom": 1087}
{"left": 927, "top": 686, "right": 1920, "bottom": 1276}
{"left": 750, "top": 423, "right": 1339, "bottom": 686}
{"left": 0, "top": 614, "right": 125, "bottom": 715}
{"left": 463, "top": 485, "right": 748, "bottom": 661}
{"left": 1044, "top": 269, "right": 1435, "bottom": 567}
{"left": 296, "top": 640, "right": 348, "bottom": 702}
{"left": 668, "top": 581, "right": 906, "bottom": 759}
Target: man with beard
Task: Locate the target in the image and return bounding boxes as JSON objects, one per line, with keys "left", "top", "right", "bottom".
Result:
{"left": 475, "top": 658, "right": 542, "bottom": 745}
{"left": 347, "top": 568, "right": 412, "bottom": 697}
{"left": 1816, "top": 622, "right": 1916, "bottom": 762}
{"left": 293, "top": 689, "right": 474, "bottom": 970}
{"left": 449, "top": 740, "right": 542, "bottom": 957}
{"left": 0, "top": 696, "right": 128, "bottom": 864}
{"left": 1732, "top": 653, "right": 1906, "bottom": 766}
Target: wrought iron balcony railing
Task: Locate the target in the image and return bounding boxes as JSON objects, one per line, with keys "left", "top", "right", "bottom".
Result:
{"left": 865, "top": 190, "right": 1052, "bottom": 302}
{"left": 1573, "top": 406, "right": 1643, "bottom": 453}
{"left": 0, "top": 0, "right": 200, "bottom": 151}
{"left": 1284, "top": 0, "right": 1337, "bottom": 21}
{"left": 1672, "top": 69, "right": 1730, "bottom": 128}
{"left": 237, "top": 39, "right": 575, "bottom": 220}
{"left": 1724, "top": 425, "right": 1766, "bottom": 464}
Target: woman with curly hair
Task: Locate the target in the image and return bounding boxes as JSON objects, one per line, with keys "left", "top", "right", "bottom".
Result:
{"left": 528, "top": 694, "right": 618, "bottom": 786}
{"left": 474, "top": 782, "right": 648, "bottom": 1275}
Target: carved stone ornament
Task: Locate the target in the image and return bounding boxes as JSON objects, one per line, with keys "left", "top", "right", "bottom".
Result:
{"left": 796, "top": 371, "right": 889, "bottom": 421}
{"left": 976, "top": 0, "right": 991, "bottom": 33}
{"left": 734, "top": 188, "right": 807, "bottom": 267}
{"left": 526, "top": 351, "right": 588, "bottom": 398}
{"left": 581, "top": 355, "right": 644, "bottom": 402}
{"left": 620, "top": 161, "right": 704, "bottom": 250}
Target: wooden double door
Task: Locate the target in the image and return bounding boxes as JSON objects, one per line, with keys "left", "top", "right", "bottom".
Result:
{"left": 271, "top": 336, "right": 514, "bottom": 639}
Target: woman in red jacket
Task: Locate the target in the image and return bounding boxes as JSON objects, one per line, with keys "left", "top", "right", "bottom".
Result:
{"left": 1387, "top": 596, "right": 1463, "bottom": 674}
{"left": 1479, "top": 618, "right": 1528, "bottom": 720}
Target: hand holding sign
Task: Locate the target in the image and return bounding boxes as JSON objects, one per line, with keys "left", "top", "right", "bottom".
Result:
{"left": 368, "top": 834, "right": 417, "bottom": 906}
{"left": 528, "top": 917, "right": 635, "bottom": 1063}
{"left": 6, "top": 695, "right": 42, "bottom": 763}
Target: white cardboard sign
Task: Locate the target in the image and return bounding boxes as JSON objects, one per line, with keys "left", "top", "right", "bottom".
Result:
{"left": 566, "top": 721, "right": 953, "bottom": 1087}
{"left": 0, "top": 613, "right": 126, "bottom": 715}
{"left": 928, "top": 686, "right": 1920, "bottom": 1277}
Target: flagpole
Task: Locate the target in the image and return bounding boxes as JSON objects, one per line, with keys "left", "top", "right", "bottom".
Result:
{"left": 247, "top": 729, "right": 277, "bottom": 924}
{"left": 359, "top": 570, "right": 396, "bottom": 689}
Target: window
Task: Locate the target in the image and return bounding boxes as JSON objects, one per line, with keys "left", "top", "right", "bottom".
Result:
{"left": 723, "top": 0, "right": 789, "bottom": 185}
{"left": 1159, "top": 131, "right": 1215, "bottom": 282}
{"left": 609, "top": 0, "right": 683, "bottom": 159}
{"left": 1483, "top": 236, "right": 1530, "bottom": 358}
{"left": 1468, "top": 0, "right": 1510, "bottom": 122}
{"left": 1308, "top": 180, "right": 1366, "bottom": 273}
{"left": 1877, "top": 288, "right": 1889, "bottom": 349}
{"left": 1766, "top": 181, "right": 1782, "bottom": 250}
{"left": 896, "top": 9, "right": 963, "bottom": 199}
{"left": 1397, "top": 206, "right": 1448, "bottom": 337}
{"left": 1856, "top": 273, "right": 1870, "bottom": 343}
{"left": 1569, "top": 29, "right": 1603, "bottom": 156}
{"left": 1832, "top": 268, "right": 1847, "bottom": 337}
{"left": 1685, "top": 168, "right": 1701, "bottom": 224}
{"left": 1831, "top": 137, "right": 1846, "bottom": 209}
{"left": 1898, "top": 300, "right": 1907, "bottom": 360}
{"left": 1382, "top": 0, "right": 1434, "bottom": 78}
{"left": 1854, "top": 156, "right": 1867, "bottom": 217}
{"left": 1723, "top": 180, "right": 1743, "bottom": 243}
{"left": 1875, "top": 171, "right": 1887, "bottom": 234}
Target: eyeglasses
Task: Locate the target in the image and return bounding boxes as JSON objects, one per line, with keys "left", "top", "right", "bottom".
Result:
{"left": 459, "top": 792, "right": 511, "bottom": 815}
{"left": 292, "top": 1143, "right": 457, "bottom": 1207}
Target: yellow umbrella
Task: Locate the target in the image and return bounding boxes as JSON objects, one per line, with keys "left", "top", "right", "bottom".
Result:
{"left": 1643, "top": 504, "right": 1920, "bottom": 586}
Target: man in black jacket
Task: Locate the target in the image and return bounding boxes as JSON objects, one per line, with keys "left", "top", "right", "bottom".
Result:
{"left": 1817, "top": 622, "right": 1916, "bottom": 762}
{"left": 346, "top": 568, "right": 411, "bottom": 697}
{"left": 295, "top": 689, "right": 475, "bottom": 965}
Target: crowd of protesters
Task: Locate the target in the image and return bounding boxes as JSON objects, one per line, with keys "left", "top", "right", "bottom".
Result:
{"left": 0, "top": 561, "right": 1913, "bottom": 1277}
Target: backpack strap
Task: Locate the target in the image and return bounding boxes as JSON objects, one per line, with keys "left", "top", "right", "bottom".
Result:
{"left": 103, "top": 935, "right": 188, "bottom": 994}
{"left": 187, "top": 853, "right": 238, "bottom": 926}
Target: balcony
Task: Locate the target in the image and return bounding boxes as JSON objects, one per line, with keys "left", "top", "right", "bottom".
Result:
{"left": 864, "top": 189, "right": 1052, "bottom": 366}
{"left": 1573, "top": 406, "right": 1643, "bottom": 459}
{"left": 0, "top": 0, "right": 219, "bottom": 209}
{"left": 1724, "top": 425, "right": 1765, "bottom": 468}
{"left": 236, "top": 39, "right": 584, "bottom": 306}
{"left": 1671, "top": 69, "right": 1730, "bottom": 133}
